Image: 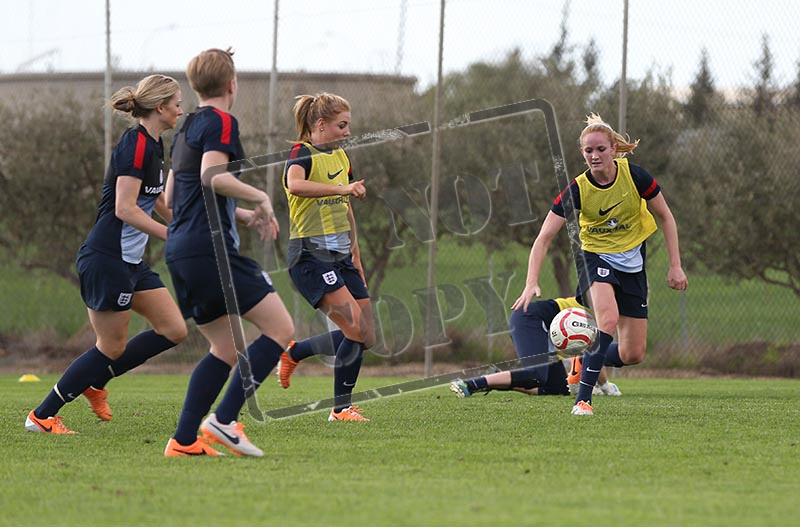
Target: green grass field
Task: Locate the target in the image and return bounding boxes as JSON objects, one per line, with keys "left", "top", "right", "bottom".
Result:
{"left": 3, "top": 374, "right": 799, "bottom": 526}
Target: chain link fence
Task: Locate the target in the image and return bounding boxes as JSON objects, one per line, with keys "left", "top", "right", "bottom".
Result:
{"left": 1, "top": 0, "right": 798, "bottom": 376}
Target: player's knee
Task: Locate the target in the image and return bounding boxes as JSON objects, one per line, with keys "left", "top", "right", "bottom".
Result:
{"left": 97, "top": 339, "right": 127, "bottom": 360}
{"left": 273, "top": 320, "right": 295, "bottom": 349}
{"left": 619, "top": 345, "right": 647, "bottom": 366}
{"left": 621, "top": 348, "right": 645, "bottom": 365}
{"left": 162, "top": 322, "right": 188, "bottom": 344}
{"left": 596, "top": 312, "right": 619, "bottom": 334}
{"left": 359, "top": 325, "right": 376, "bottom": 349}
{"left": 210, "top": 346, "right": 237, "bottom": 366}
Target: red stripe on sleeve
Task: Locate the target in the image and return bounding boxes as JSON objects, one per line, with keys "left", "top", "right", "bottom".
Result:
{"left": 642, "top": 179, "right": 658, "bottom": 198}
{"left": 133, "top": 132, "right": 147, "bottom": 169}
{"left": 289, "top": 144, "right": 302, "bottom": 160}
{"left": 213, "top": 109, "right": 232, "bottom": 145}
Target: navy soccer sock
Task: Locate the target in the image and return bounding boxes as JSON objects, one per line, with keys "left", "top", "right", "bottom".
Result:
{"left": 174, "top": 353, "right": 231, "bottom": 446}
{"left": 538, "top": 362, "right": 570, "bottom": 395}
{"left": 35, "top": 346, "right": 113, "bottom": 419}
{"left": 603, "top": 343, "right": 625, "bottom": 368}
{"left": 333, "top": 338, "right": 364, "bottom": 412}
{"left": 92, "top": 330, "right": 177, "bottom": 389}
{"left": 465, "top": 377, "right": 489, "bottom": 392}
{"left": 215, "top": 335, "right": 283, "bottom": 424}
{"left": 575, "top": 331, "right": 614, "bottom": 405}
{"left": 290, "top": 330, "right": 345, "bottom": 362}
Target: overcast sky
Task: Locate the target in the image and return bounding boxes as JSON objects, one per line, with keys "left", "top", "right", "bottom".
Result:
{"left": 2, "top": 0, "right": 799, "bottom": 90}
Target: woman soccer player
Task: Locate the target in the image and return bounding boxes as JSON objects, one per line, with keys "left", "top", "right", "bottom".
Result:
{"left": 278, "top": 92, "right": 376, "bottom": 422}
{"left": 450, "top": 296, "right": 621, "bottom": 398}
{"left": 512, "top": 114, "right": 688, "bottom": 415}
{"left": 25, "top": 74, "right": 187, "bottom": 434}
{"left": 162, "top": 48, "right": 294, "bottom": 457}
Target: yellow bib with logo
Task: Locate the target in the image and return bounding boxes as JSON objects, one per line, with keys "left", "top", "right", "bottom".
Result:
{"left": 576, "top": 158, "right": 657, "bottom": 253}
{"left": 284, "top": 143, "right": 352, "bottom": 239}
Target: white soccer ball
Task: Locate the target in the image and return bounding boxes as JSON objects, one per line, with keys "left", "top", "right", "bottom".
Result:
{"left": 549, "top": 307, "right": 598, "bottom": 356}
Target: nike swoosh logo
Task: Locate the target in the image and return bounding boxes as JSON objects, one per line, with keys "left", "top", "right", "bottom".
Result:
{"left": 570, "top": 365, "right": 579, "bottom": 376}
{"left": 210, "top": 423, "right": 240, "bottom": 445}
{"left": 36, "top": 421, "right": 52, "bottom": 433}
{"left": 172, "top": 448, "right": 205, "bottom": 456}
{"left": 327, "top": 169, "right": 343, "bottom": 180}
{"left": 598, "top": 201, "right": 623, "bottom": 216}
{"left": 343, "top": 381, "right": 356, "bottom": 387}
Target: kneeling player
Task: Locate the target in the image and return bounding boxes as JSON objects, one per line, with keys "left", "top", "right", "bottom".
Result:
{"left": 450, "top": 297, "right": 621, "bottom": 398}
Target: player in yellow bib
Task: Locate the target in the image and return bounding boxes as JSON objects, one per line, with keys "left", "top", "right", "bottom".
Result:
{"left": 279, "top": 92, "right": 375, "bottom": 422}
{"left": 512, "top": 114, "right": 688, "bottom": 415}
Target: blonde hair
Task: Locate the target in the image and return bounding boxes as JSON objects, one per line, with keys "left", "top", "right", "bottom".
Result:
{"left": 293, "top": 92, "right": 351, "bottom": 142}
{"left": 110, "top": 74, "right": 180, "bottom": 118}
{"left": 186, "top": 47, "right": 236, "bottom": 99}
{"left": 579, "top": 113, "right": 639, "bottom": 157}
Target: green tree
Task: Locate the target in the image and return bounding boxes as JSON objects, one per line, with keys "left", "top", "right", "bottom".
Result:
{"left": 685, "top": 48, "right": 719, "bottom": 126}
{"left": 669, "top": 109, "right": 800, "bottom": 296}
{"left": 787, "top": 56, "right": 800, "bottom": 109}
{"left": 752, "top": 34, "right": 776, "bottom": 118}
{"left": 582, "top": 38, "right": 601, "bottom": 89}
{"left": 0, "top": 95, "right": 114, "bottom": 285}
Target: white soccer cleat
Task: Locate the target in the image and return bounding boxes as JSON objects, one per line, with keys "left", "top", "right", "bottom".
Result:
{"left": 571, "top": 400, "right": 594, "bottom": 416}
{"left": 200, "top": 413, "right": 264, "bottom": 457}
{"left": 595, "top": 381, "right": 622, "bottom": 396}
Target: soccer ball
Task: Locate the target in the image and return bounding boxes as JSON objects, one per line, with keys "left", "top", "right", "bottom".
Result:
{"left": 549, "top": 307, "right": 598, "bottom": 356}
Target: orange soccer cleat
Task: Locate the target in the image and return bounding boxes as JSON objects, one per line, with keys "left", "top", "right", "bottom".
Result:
{"left": 25, "top": 410, "right": 76, "bottom": 434}
{"left": 328, "top": 405, "right": 370, "bottom": 422}
{"left": 83, "top": 386, "right": 112, "bottom": 421}
{"left": 278, "top": 343, "right": 299, "bottom": 389}
{"left": 164, "top": 437, "right": 223, "bottom": 457}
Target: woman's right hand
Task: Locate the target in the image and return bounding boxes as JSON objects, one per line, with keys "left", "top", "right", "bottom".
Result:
{"left": 250, "top": 195, "right": 279, "bottom": 241}
{"left": 343, "top": 179, "right": 366, "bottom": 200}
{"left": 511, "top": 284, "right": 541, "bottom": 312}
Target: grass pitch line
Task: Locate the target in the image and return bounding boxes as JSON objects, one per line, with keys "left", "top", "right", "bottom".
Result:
{"left": 262, "top": 352, "right": 559, "bottom": 420}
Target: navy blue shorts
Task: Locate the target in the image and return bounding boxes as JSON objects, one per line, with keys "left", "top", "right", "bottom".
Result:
{"left": 167, "top": 252, "right": 274, "bottom": 325}
{"left": 289, "top": 250, "right": 369, "bottom": 308}
{"left": 76, "top": 245, "right": 164, "bottom": 312}
{"left": 575, "top": 246, "right": 649, "bottom": 319}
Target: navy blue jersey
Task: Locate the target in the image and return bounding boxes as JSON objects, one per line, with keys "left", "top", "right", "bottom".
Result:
{"left": 83, "top": 125, "right": 165, "bottom": 264}
{"left": 551, "top": 160, "right": 661, "bottom": 217}
{"left": 166, "top": 107, "right": 247, "bottom": 262}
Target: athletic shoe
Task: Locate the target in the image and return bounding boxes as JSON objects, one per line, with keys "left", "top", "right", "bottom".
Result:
{"left": 595, "top": 381, "right": 622, "bottom": 396}
{"left": 164, "top": 437, "right": 223, "bottom": 457}
{"left": 449, "top": 379, "right": 472, "bottom": 398}
{"left": 279, "top": 342, "right": 298, "bottom": 389}
{"left": 328, "top": 406, "right": 370, "bottom": 422}
{"left": 200, "top": 413, "right": 264, "bottom": 457}
{"left": 571, "top": 400, "right": 594, "bottom": 416}
{"left": 25, "top": 410, "right": 76, "bottom": 434}
{"left": 566, "top": 356, "right": 582, "bottom": 385}
{"left": 83, "top": 386, "right": 112, "bottom": 421}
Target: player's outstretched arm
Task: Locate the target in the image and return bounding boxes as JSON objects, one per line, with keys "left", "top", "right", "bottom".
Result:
{"left": 511, "top": 211, "right": 565, "bottom": 311}
{"left": 647, "top": 193, "right": 687, "bottom": 291}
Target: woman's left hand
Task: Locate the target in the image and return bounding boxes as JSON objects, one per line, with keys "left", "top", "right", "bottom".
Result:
{"left": 667, "top": 266, "right": 688, "bottom": 291}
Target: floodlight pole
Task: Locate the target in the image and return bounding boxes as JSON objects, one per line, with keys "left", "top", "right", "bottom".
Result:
{"left": 104, "top": 0, "right": 112, "bottom": 168}
{"left": 425, "top": 0, "right": 446, "bottom": 377}
{"left": 265, "top": 0, "right": 280, "bottom": 271}
{"left": 619, "top": 0, "right": 629, "bottom": 135}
